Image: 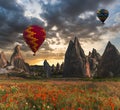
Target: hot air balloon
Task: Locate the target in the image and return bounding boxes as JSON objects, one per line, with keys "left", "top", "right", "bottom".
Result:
{"left": 97, "top": 9, "right": 109, "bottom": 24}
{"left": 23, "top": 25, "right": 46, "bottom": 56}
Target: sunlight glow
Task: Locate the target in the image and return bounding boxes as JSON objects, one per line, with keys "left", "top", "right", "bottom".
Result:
{"left": 26, "top": 58, "right": 63, "bottom": 66}
{"left": 17, "top": 0, "right": 48, "bottom": 26}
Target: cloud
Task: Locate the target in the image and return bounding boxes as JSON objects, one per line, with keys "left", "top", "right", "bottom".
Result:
{"left": 0, "top": 0, "right": 23, "bottom": 11}
{"left": 43, "top": 0, "right": 114, "bottom": 29}
{"left": 41, "top": 0, "right": 116, "bottom": 50}
{"left": 80, "top": 24, "right": 120, "bottom": 55}
{"left": 114, "top": 12, "right": 120, "bottom": 24}
{"left": 0, "top": 0, "right": 118, "bottom": 58}
{"left": 0, "top": 0, "right": 45, "bottom": 50}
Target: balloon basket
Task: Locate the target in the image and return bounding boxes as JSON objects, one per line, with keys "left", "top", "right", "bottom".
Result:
{"left": 102, "top": 22, "right": 105, "bottom": 25}
{"left": 33, "top": 53, "right": 36, "bottom": 56}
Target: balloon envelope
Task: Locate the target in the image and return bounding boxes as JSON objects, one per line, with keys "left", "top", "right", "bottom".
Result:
{"left": 23, "top": 25, "right": 46, "bottom": 55}
{"left": 97, "top": 9, "right": 109, "bottom": 23}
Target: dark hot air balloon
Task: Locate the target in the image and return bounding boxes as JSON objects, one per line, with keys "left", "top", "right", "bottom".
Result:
{"left": 97, "top": 9, "right": 109, "bottom": 24}
{"left": 23, "top": 25, "right": 46, "bottom": 56}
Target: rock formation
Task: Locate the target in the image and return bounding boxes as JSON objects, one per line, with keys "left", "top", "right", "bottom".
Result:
{"left": 0, "top": 51, "right": 9, "bottom": 68}
{"left": 97, "top": 41, "right": 120, "bottom": 77}
{"left": 43, "top": 60, "right": 52, "bottom": 78}
{"left": 63, "top": 37, "right": 86, "bottom": 77}
{"left": 60, "top": 62, "right": 64, "bottom": 72}
{"left": 90, "top": 48, "right": 101, "bottom": 61}
{"left": 30, "top": 65, "right": 44, "bottom": 76}
{"left": 85, "top": 57, "right": 91, "bottom": 78}
{"left": 0, "top": 68, "right": 8, "bottom": 74}
{"left": 51, "top": 64, "right": 55, "bottom": 73}
{"left": 88, "top": 48, "right": 101, "bottom": 76}
{"left": 10, "top": 45, "right": 30, "bottom": 73}
{"left": 55, "top": 63, "right": 60, "bottom": 73}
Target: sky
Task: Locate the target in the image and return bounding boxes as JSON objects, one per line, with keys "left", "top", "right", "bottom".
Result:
{"left": 0, "top": 0, "right": 120, "bottom": 66}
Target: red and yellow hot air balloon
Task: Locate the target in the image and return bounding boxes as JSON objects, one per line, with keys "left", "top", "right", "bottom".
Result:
{"left": 23, "top": 25, "right": 46, "bottom": 56}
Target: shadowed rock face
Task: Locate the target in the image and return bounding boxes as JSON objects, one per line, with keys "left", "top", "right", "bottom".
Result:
{"left": 51, "top": 64, "right": 55, "bottom": 73}
{"left": 88, "top": 48, "right": 101, "bottom": 75}
{"left": 63, "top": 37, "right": 86, "bottom": 77}
{"left": 90, "top": 48, "right": 101, "bottom": 61}
{"left": 60, "top": 62, "right": 64, "bottom": 72}
{"left": 55, "top": 63, "right": 60, "bottom": 73}
{"left": 44, "top": 60, "right": 51, "bottom": 78}
{"left": 10, "top": 45, "right": 30, "bottom": 73}
{"left": 0, "top": 51, "right": 9, "bottom": 68}
{"left": 97, "top": 41, "right": 120, "bottom": 77}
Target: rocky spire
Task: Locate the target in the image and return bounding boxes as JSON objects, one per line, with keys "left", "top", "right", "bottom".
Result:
{"left": 63, "top": 37, "right": 86, "bottom": 77}
{"left": 60, "top": 62, "right": 64, "bottom": 71}
{"left": 51, "top": 64, "right": 55, "bottom": 73}
{"left": 97, "top": 41, "right": 120, "bottom": 77}
{"left": 10, "top": 45, "right": 23, "bottom": 64}
{"left": 56, "top": 63, "right": 60, "bottom": 73}
{"left": 74, "top": 37, "right": 86, "bottom": 59}
{"left": 102, "top": 41, "right": 119, "bottom": 58}
{"left": 88, "top": 48, "right": 101, "bottom": 76}
{"left": 10, "top": 45, "right": 30, "bottom": 73}
{"left": 91, "top": 48, "right": 101, "bottom": 61}
{"left": 0, "top": 51, "right": 9, "bottom": 68}
{"left": 44, "top": 60, "right": 52, "bottom": 78}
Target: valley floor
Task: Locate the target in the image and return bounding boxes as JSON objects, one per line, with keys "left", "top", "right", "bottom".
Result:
{"left": 0, "top": 79, "right": 120, "bottom": 110}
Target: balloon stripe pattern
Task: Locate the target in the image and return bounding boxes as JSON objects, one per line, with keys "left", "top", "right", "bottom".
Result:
{"left": 25, "top": 27, "right": 38, "bottom": 52}
{"left": 23, "top": 25, "right": 46, "bottom": 55}
{"left": 97, "top": 9, "right": 109, "bottom": 23}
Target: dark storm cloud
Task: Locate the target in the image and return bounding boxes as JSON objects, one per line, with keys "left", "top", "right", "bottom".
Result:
{"left": 0, "top": 0, "right": 23, "bottom": 11}
{"left": 0, "top": 0, "right": 26, "bottom": 49}
{"left": 43, "top": 0, "right": 114, "bottom": 30}
{"left": 0, "top": 0, "right": 117, "bottom": 52}
{"left": 0, "top": 0, "right": 45, "bottom": 50}
{"left": 42, "top": 0, "right": 115, "bottom": 44}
